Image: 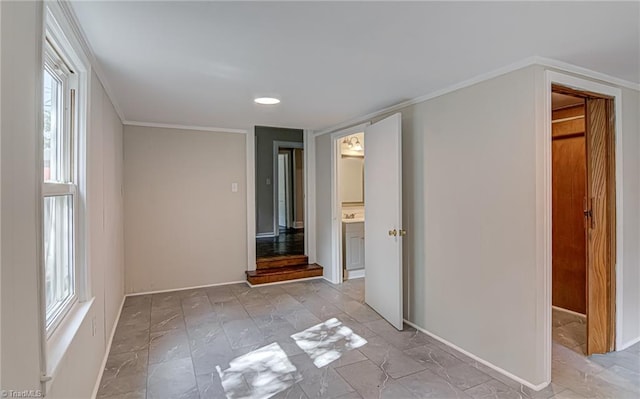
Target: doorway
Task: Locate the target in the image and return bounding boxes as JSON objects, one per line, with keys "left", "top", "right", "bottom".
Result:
{"left": 550, "top": 84, "right": 617, "bottom": 357}
{"left": 333, "top": 131, "right": 366, "bottom": 282}
{"left": 330, "top": 113, "right": 404, "bottom": 330}
{"left": 551, "top": 91, "right": 588, "bottom": 354}
{"left": 255, "top": 140, "right": 304, "bottom": 259}
{"left": 277, "top": 151, "right": 291, "bottom": 229}
{"left": 249, "top": 127, "right": 321, "bottom": 285}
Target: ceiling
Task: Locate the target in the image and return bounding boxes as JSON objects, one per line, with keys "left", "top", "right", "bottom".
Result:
{"left": 70, "top": 1, "right": 640, "bottom": 132}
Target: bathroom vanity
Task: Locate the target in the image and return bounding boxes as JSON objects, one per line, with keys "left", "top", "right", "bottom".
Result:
{"left": 343, "top": 220, "right": 364, "bottom": 270}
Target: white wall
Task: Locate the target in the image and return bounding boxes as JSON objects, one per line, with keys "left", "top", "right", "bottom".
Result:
{"left": 123, "top": 126, "right": 247, "bottom": 293}
{"left": 314, "top": 133, "right": 334, "bottom": 281}
{"left": 314, "top": 64, "right": 640, "bottom": 387}
{"left": 0, "top": 0, "right": 4, "bottom": 388}
{"left": 0, "top": 1, "right": 42, "bottom": 391}
{"left": 618, "top": 86, "right": 640, "bottom": 346}
{"left": 0, "top": 2, "right": 125, "bottom": 397}
{"left": 401, "top": 66, "right": 542, "bottom": 385}
{"left": 46, "top": 73, "right": 125, "bottom": 399}
{"left": 91, "top": 73, "right": 126, "bottom": 352}
{"left": 294, "top": 148, "right": 304, "bottom": 226}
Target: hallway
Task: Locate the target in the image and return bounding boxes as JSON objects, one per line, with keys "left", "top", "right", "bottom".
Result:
{"left": 256, "top": 228, "right": 305, "bottom": 258}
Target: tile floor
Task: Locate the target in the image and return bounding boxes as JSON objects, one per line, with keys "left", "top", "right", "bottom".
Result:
{"left": 552, "top": 307, "right": 587, "bottom": 355}
{"left": 98, "top": 279, "right": 640, "bottom": 399}
{"left": 550, "top": 308, "right": 640, "bottom": 398}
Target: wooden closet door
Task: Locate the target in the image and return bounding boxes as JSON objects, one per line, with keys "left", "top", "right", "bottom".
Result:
{"left": 552, "top": 134, "right": 587, "bottom": 314}
{"left": 585, "top": 98, "right": 615, "bottom": 355}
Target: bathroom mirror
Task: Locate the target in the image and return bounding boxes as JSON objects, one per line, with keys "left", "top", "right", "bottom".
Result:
{"left": 341, "top": 155, "right": 364, "bottom": 203}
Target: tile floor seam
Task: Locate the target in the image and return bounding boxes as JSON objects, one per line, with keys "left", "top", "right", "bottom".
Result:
{"left": 145, "top": 296, "right": 151, "bottom": 399}
{"left": 148, "top": 307, "right": 166, "bottom": 389}
{"left": 181, "top": 293, "right": 200, "bottom": 399}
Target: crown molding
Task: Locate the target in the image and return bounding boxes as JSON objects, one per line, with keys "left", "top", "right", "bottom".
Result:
{"left": 314, "top": 56, "right": 639, "bottom": 137}
{"left": 47, "top": 5, "right": 640, "bottom": 135}
{"left": 534, "top": 56, "right": 640, "bottom": 92}
{"left": 313, "top": 56, "right": 538, "bottom": 136}
{"left": 55, "top": 0, "right": 126, "bottom": 122}
{"left": 123, "top": 120, "right": 248, "bottom": 134}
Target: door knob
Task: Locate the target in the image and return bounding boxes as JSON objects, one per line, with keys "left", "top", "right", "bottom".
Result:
{"left": 388, "top": 229, "right": 397, "bottom": 237}
{"left": 400, "top": 229, "right": 407, "bottom": 236}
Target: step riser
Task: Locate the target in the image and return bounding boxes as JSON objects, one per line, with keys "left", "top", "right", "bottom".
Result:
{"left": 247, "top": 268, "right": 323, "bottom": 285}
{"left": 256, "top": 256, "right": 309, "bottom": 269}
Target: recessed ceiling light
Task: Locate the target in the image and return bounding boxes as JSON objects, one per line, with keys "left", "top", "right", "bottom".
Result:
{"left": 254, "top": 97, "right": 280, "bottom": 105}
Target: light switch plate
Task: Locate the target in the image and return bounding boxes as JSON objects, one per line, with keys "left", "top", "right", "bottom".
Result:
{"left": 231, "top": 182, "right": 238, "bottom": 192}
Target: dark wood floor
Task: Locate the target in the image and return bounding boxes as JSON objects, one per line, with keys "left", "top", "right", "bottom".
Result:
{"left": 256, "top": 227, "right": 304, "bottom": 258}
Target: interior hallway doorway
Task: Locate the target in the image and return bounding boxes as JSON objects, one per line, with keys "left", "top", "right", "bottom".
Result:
{"left": 550, "top": 83, "right": 617, "bottom": 357}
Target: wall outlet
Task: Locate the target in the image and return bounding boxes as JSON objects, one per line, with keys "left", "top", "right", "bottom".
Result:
{"left": 266, "top": 178, "right": 271, "bottom": 185}
{"left": 231, "top": 182, "right": 238, "bottom": 192}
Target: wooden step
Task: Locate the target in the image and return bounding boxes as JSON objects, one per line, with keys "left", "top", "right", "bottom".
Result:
{"left": 256, "top": 255, "right": 309, "bottom": 269}
{"left": 246, "top": 264, "right": 323, "bottom": 285}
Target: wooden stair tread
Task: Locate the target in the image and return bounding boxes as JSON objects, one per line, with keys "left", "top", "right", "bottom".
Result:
{"left": 248, "top": 264, "right": 322, "bottom": 276}
{"left": 246, "top": 264, "right": 323, "bottom": 285}
{"left": 256, "top": 254, "right": 309, "bottom": 269}
{"left": 256, "top": 254, "right": 307, "bottom": 262}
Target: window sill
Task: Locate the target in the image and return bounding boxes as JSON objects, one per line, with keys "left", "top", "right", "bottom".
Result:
{"left": 45, "top": 297, "right": 95, "bottom": 382}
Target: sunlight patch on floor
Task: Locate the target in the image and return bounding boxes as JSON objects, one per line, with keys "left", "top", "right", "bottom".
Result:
{"left": 291, "top": 317, "right": 367, "bottom": 368}
{"left": 216, "top": 342, "right": 301, "bottom": 399}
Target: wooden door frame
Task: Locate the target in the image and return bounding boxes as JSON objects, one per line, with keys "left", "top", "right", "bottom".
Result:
{"left": 540, "top": 71, "right": 623, "bottom": 382}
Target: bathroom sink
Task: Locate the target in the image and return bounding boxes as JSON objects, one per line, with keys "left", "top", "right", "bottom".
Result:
{"left": 342, "top": 218, "right": 364, "bottom": 223}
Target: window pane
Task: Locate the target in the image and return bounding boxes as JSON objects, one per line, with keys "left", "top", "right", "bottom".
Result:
{"left": 44, "top": 195, "right": 75, "bottom": 327}
{"left": 43, "top": 69, "right": 63, "bottom": 182}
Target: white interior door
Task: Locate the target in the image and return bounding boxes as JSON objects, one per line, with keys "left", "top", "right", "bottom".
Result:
{"left": 278, "top": 154, "right": 287, "bottom": 227}
{"left": 364, "top": 113, "right": 403, "bottom": 330}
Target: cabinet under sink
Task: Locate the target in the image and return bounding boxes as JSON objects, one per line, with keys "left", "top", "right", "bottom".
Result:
{"left": 343, "top": 221, "right": 364, "bottom": 270}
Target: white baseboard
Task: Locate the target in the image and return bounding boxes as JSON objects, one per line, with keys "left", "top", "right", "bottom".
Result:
{"left": 125, "top": 280, "right": 248, "bottom": 297}
{"left": 552, "top": 305, "right": 586, "bottom": 319}
{"left": 403, "top": 319, "right": 549, "bottom": 392}
{"left": 256, "top": 232, "right": 276, "bottom": 238}
{"left": 323, "top": 276, "right": 341, "bottom": 285}
{"left": 293, "top": 221, "right": 304, "bottom": 229}
{"left": 91, "top": 295, "right": 126, "bottom": 399}
{"left": 246, "top": 276, "right": 323, "bottom": 288}
{"left": 346, "top": 269, "right": 365, "bottom": 279}
{"left": 618, "top": 335, "right": 640, "bottom": 351}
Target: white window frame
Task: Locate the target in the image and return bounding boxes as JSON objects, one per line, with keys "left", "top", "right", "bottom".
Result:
{"left": 42, "top": 40, "right": 79, "bottom": 336}
{"left": 40, "top": 4, "right": 91, "bottom": 387}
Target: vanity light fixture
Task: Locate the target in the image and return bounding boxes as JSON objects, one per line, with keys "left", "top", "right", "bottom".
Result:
{"left": 342, "top": 136, "right": 363, "bottom": 151}
{"left": 254, "top": 97, "right": 280, "bottom": 105}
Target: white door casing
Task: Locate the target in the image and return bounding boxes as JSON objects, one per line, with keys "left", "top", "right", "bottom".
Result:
{"left": 278, "top": 153, "right": 287, "bottom": 227}
{"left": 364, "top": 113, "right": 403, "bottom": 330}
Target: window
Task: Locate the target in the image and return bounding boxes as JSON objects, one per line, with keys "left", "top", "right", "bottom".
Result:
{"left": 42, "top": 40, "right": 78, "bottom": 334}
